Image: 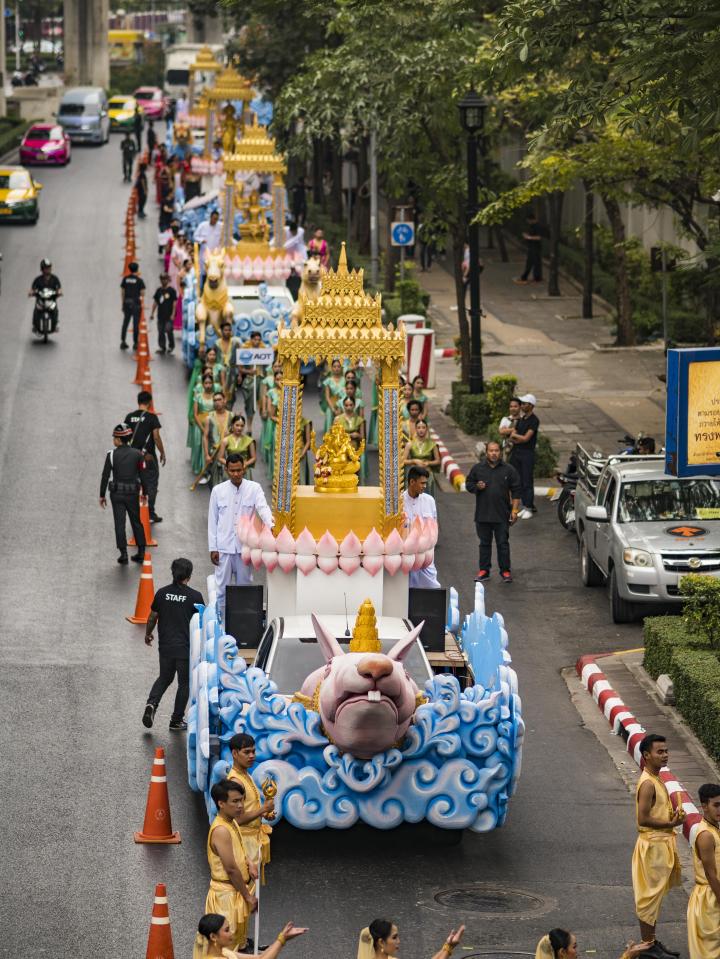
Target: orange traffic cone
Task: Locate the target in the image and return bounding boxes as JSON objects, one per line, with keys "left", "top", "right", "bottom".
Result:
{"left": 129, "top": 496, "right": 157, "bottom": 548}
{"left": 143, "top": 883, "right": 176, "bottom": 959}
{"left": 135, "top": 749, "right": 181, "bottom": 844}
{"left": 133, "top": 342, "right": 150, "bottom": 383}
{"left": 141, "top": 371, "right": 161, "bottom": 414}
{"left": 126, "top": 553, "right": 156, "bottom": 624}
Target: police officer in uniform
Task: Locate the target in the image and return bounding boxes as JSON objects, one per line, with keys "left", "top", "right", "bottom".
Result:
{"left": 120, "top": 261, "right": 145, "bottom": 351}
{"left": 99, "top": 423, "right": 147, "bottom": 564}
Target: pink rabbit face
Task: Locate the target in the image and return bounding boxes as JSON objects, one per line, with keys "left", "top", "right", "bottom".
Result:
{"left": 300, "top": 615, "right": 424, "bottom": 759}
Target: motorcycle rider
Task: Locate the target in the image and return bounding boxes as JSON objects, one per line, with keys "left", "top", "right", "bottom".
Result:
{"left": 28, "top": 258, "right": 62, "bottom": 333}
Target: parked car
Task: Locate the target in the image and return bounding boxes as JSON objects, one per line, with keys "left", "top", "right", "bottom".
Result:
{"left": 56, "top": 87, "right": 109, "bottom": 144}
{"left": 133, "top": 86, "right": 167, "bottom": 121}
{"left": 0, "top": 166, "right": 42, "bottom": 223}
{"left": 574, "top": 448, "right": 720, "bottom": 622}
{"left": 19, "top": 124, "right": 71, "bottom": 166}
{"left": 108, "top": 95, "right": 141, "bottom": 131}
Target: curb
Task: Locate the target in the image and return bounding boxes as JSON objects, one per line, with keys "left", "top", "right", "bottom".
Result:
{"left": 576, "top": 653, "right": 702, "bottom": 846}
{"left": 429, "top": 427, "right": 465, "bottom": 491}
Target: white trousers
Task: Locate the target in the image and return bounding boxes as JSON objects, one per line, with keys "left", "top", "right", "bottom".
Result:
{"left": 409, "top": 564, "right": 441, "bottom": 590}
{"left": 215, "top": 551, "right": 253, "bottom": 618}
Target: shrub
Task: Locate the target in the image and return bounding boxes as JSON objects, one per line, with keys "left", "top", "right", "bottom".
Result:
{"left": 534, "top": 434, "right": 558, "bottom": 477}
{"left": 450, "top": 384, "right": 491, "bottom": 434}
{"left": 680, "top": 575, "right": 720, "bottom": 651}
{"left": 485, "top": 375, "right": 517, "bottom": 423}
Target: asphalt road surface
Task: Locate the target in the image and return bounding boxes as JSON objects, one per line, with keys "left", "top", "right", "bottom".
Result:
{"left": 0, "top": 140, "right": 688, "bottom": 959}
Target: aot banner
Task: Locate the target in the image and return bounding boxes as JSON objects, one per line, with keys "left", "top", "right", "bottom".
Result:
{"left": 666, "top": 348, "right": 720, "bottom": 476}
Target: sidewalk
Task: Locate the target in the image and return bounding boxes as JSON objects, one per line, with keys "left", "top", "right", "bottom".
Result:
{"left": 417, "top": 245, "right": 667, "bottom": 472}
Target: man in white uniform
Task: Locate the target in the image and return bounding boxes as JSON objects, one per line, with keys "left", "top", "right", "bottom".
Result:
{"left": 402, "top": 465, "right": 441, "bottom": 589}
{"left": 208, "top": 453, "right": 274, "bottom": 619}
{"left": 195, "top": 210, "right": 224, "bottom": 287}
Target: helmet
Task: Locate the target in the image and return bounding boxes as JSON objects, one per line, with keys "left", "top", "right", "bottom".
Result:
{"left": 40, "top": 258, "right": 52, "bottom": 269}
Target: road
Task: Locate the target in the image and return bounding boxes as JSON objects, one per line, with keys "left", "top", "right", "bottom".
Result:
{"left": 0, "top": 141, "right": 688, "bottom": 959}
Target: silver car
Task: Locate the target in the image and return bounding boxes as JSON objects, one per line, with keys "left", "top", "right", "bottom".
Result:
{"left": 576, "top": 457, "right": 720, "bottom": 622}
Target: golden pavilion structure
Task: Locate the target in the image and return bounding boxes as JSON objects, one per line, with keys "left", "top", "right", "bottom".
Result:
{"left": 272, "top": 244, "right": 406, "bottom": 538}
{"left": 187, "top": 45, "right": 221, "bottom": 114}
{"left": 201, "top": 65, "right": 255, "bottom": 157}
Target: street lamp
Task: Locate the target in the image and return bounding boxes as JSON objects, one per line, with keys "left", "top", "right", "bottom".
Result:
{"left": 459, "top": 90, "right": 488, "bottom": 395}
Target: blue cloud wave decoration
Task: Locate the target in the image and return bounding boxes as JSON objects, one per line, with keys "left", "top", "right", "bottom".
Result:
{"left": 187, "top": 583, "right": 523, "bottom": 831}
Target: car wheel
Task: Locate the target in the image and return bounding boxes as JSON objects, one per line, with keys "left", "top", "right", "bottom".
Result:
{"left": 580, "top": 532, "right": 604, "bottom": 586}
{"left": 610, "top": 567, "right": 636, "bottom": 624}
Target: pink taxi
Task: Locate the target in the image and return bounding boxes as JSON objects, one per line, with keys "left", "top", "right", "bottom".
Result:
{"left": 133, "top": 86, "right": 167, "bottom": 122}
{"left": 19, "top": 124, "right": 71, "bottom": 166}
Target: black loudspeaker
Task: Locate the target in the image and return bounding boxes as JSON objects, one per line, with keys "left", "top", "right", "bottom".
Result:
{"left": 225, "top": 585, "right": 265, "bottom": 649}
{"left": 408, "top": 587, "right": 447, "bottom": 653}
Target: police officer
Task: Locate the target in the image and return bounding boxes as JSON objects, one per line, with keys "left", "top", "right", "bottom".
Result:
{"left": 99, "top": 423, "right": 147, "bottom": 565}
{"left": 120, "top": 131, "right": 137, "bottom": 182}
{"left": 120, "top": 261, "right": 145, "bottom": 351}
{"left": 28, "top": 258, "right": 62, "bottom": 332}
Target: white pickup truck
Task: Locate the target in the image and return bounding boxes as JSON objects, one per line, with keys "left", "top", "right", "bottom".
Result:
{"left": 574, "top": 448, "right": 720, "bottom": 622}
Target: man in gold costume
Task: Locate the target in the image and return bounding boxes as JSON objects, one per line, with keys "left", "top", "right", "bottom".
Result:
{"left": 631, "top": 734, "right": 683, "bottom": 958}
{"left": 688, "top": 783, "right": 720, "bottom": 959}
{"left": 228, "top": 733, "right": 274, "bottom": 881}
{"left": 194, "top": 778, "right": 258, "bottom": 958}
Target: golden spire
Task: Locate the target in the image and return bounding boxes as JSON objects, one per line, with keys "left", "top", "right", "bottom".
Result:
{"left": 349, "top": 599, "right": 381, "bottom": 653}
{"left": 337, "top": 241, "right": 348, "bottom": 273}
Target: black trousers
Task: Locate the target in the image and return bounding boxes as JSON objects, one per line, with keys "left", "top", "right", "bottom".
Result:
{"left": 475, "top": 520, "right": 511, "bottom": 572}
{"left": 143, "top": 455, "right": 159, "bottom": 515}
{"left": 110, "top": 489, "right": 145, "bottom": 552}
{"left": 510, "top": 449, "right": 536, "bottom": 508}
{"left": 157, "top": 315, "right": 175, "bottom": 351}
{"left": 521, "top": 245, "right": 542, "bottom": 281}
{"left": 134, "top": 128, "right": 142, "bottom": 152}
{"left": 122, "top": 156, "right": 133, "bottom": 181}
{"left": 121, "top": 302, "right": 141, "bottom": 347}
{"left": 147, "top": 652, "right": 189, "bottom": 722}
{"left": 136, "top": 188, "right": 147, "bottom": 217}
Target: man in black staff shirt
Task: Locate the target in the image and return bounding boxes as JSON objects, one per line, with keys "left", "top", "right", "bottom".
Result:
{"left": 125, "top": 390, "right": 166, "bottom": 524}
{"left": 143, "top": 557, "right": 204, "bottom": 731}
{"left": 150, "top": 272, "right": 178, "bottom": 354}
{"left": 465, "top": 440, "right": 521, "bottom": 583}
{"left": 509, "top": 393, "right": 540, "bottom": 518}
{"left": 120, "top": 261, "right": 145, "bottom": 351}
{"left": 99, "top": 423, "right": 147, "bottom": 565}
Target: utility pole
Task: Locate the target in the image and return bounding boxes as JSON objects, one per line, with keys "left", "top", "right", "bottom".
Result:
{"left": 369, "top": 128, "right": 379, "bottom": 289}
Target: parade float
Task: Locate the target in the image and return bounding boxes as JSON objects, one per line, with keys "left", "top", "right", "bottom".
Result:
{"left": 186, "top": 248, "right": 524, "bottom": 833}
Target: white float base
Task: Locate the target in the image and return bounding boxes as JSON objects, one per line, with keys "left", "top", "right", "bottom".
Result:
{"left": 267, "top": 566, "right": 409, "bottom": 621}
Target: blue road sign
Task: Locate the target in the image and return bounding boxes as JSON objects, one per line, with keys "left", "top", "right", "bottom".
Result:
{"left": 390, "top": 221, "right": 415, "bottom": 247}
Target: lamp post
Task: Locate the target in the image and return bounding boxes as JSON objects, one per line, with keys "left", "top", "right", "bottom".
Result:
{"left": 459, "top": 90, "right": 488, "bottom": 395}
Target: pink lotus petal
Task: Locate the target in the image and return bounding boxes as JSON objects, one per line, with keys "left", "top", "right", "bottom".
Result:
{"left": 361, "top": 554, "right": 383, "bottom": 576}
{"left": 241, "top": 545, "right": 252, "bottom": 565}
{"left": 412, "top": 517, "right": 424, "bottom": 535}
{"left": 412, "top": 550, "right": 426, "bottom": 571}
{"left": 296, "top": 553, "right": 316, "bottom": 575}
{"left": 250, "top": 548, "right": 263, "bottom": 570}
{"left": 403, "top": 526, "right": 420, "bottom": 553}
{"left": 236, "top": 514, "right": 250, "bottom": 543}
{"left": 259, "top": 526, "right": 277, "bottom": 551}
{"left": 316, "top": 530, "right": 339, "bottom": 557}
{"left": 317, "top": 555, "right": 338, "bottom": 574}
{"left": 261, "top": 550, "right": 278, "bottom": 572}
{"left": 384, "top": 554, "right": 402, "bottom": 575}
{"left": 339, "top": 555, "right": 361, "bottom": 575}
{"left": 421, "top": 548, "right": 435, "bottom": 567}
{"left": 385, "top": 528, "right": 404, "bottom": 555}
{"left": 295, "top": 527, "right": 317, "bottom": 555}
{"left": 247, "top": 523, "right": 261, "bottom": 550}
{"left": 417, "top": 522, "right": 432, "bottom": 552}
{"left": 426, "top": 518, "right": 439, "bottom": 545}
{"left": 275, "top": 525, "right": 296, "bottom": 553}
{"left": 400, "top": 552, "right": 416, "bottom": 574}
{"left": 340, "top": 531, "right": 362, "bottom": 557}
{"left": 362, "top": 528, "right": 385, "bottom": 556}
{"left": 277, "top": 552, "right": 296, "bottom": 573}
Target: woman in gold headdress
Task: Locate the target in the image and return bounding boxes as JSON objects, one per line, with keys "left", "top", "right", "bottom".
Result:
{"left": 356, "top": 919, "right": 464, "bottom": 959}
{"left": 534, "top": 929, "right": 652, "bottom": 959}
{"left": 197, "top": 916, "right": 307, "bottom": 959}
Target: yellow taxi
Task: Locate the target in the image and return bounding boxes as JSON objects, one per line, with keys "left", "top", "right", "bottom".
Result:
{"left": 0, "top": 166, "right": 42, "bottom": 224}
{"left": 108, "top": 95, "right": 142, "bottom": 131}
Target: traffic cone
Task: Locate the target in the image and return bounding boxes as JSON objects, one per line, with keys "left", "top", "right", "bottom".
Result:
{"left": 141, "top": 370, "right": 161, "bottom": 414}
{"left": 133, "top": 341, "right": 150, "bottom": 383}
{"left": 135, "top": 750, "right": 181, "bottom": 844}
{"left": 126, "top": 553, "right": 156, "bottom": 624}
{"left": 129, "top": 496, "right": 157, "bottom": 548}
{"left": 143, "top": 883, "right": 176, "bottom": 959}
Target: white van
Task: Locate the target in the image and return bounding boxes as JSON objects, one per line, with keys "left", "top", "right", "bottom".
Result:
{"left": 165, "top": 44, "right": 223, "bottom": 98}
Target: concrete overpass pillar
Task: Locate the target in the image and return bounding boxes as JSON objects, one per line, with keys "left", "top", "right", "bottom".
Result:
{"left": 0, "top": 3, "right": 6, "bottom": 116}
{"left": 187, "top": 13, "right": 223, "bottom": 45}
{"left": 64, "top": 0, "right": 110, "bottom": 88}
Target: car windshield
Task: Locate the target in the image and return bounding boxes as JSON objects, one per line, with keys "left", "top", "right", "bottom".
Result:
{"left": 618, "top": 479, "right": 720, "bottom": 523}
{"left": 0, "top": 172, "right": 31, "bottom": 190}
{"left": 110, "top": 99, "right": 129, "bottom": 108}
{"left": 28, "top": 127, "right": 53, "bottom": 140}
{"left": 60, "top": 100, "right": 100, "bottom": 116}
{"left": 268, "top": 635, "right": 430, "bottom": 694}
{"left": 135, "top": 90, "right": 156, "bottom": 100}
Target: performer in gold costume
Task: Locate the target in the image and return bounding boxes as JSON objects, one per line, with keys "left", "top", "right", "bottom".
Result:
{"left": 534, "top": 930, "right": 652, "bottom": 959}
{"left": 356, "top": 919, "right": 465, "bottom": 959}
{"left": 688, "top": 783, "right": 720, "bottom": 959}
{"left": 228, "top": 733, "right": 274, "bottom": 882}
{"left": 194, "top": 779, "right": 257, "bottom": 959}
{"left": 631, "top": 734, "right": 683, "bottom": 956}
{"left": 196, "top": 916, "right": 308, "bottom": 959}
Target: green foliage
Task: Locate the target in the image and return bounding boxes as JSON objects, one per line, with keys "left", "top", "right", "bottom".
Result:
{"left": 394, "top": 267, "right": 428, "bottom": 318}
{"left": 450, "top": 383, "right": 492, "bottom": 435}
{"left": 534, "top": 434, "right": 558, "bottom": 477}
{"left": 680, "top": 575, "right": 720, "bottom": 651}
{"left": 0, "top": 117, "right": 29, "bottom": 155}
{"left": 485, "top": 374, "right": 517, "bottom": 424}
{"left": 644, "top": 613, "right": 720, "bottom": 761}
{"left": 110, "top": 45, "right": 164, "bottom": 93}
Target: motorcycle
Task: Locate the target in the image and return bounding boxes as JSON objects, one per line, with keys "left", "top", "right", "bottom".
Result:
{"left": 11, "top": 70, "right": 39, "bottom": 87}
{"left": 33, "top": 288, "right": 58, "bottom": 343}
{"left": 555, "top": 453, "right": 578, "bottom": 532}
